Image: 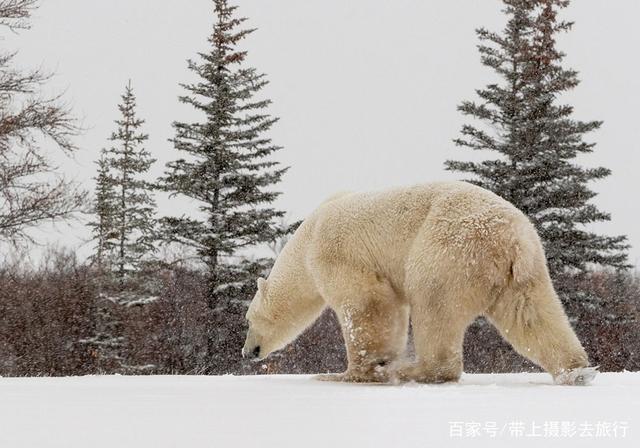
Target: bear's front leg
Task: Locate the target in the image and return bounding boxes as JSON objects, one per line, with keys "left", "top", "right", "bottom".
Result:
{"left": 312, "top": 263, "right": 409, "bottom": 384}
{"left": 331, "top": 298, "right": 409, "bottom": 384}
{"left": 324, "top": 350, "right": 393, "bottom": 383}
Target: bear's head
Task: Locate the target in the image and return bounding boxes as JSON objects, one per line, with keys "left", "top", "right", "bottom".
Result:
{"left": 242, "top": 277, "right": 291, "bottom": 360}
{"left": 242, "top": 276, "right": 324, "bottom": 360}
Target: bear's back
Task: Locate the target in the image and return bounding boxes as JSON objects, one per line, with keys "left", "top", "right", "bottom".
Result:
{"left": 303, "top": 181, "right": 534, "bottom": 284}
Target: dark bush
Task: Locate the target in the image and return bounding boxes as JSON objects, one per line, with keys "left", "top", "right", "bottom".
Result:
{"left": 0, "top": 249, "right": 637, "bottom": 376}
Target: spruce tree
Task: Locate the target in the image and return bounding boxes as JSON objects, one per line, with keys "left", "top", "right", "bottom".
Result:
{"left": 446, "top": 0, "right": 629, "bottom": 283}
{"left": 79, "top": 296, "right": 125, "bottom": 372}
{"left": 89, "top": 152, "right": 118, "bottom": 269}
{"left": 100, "top": 81, "right": 157, "bottom": 283}
{"left": 160, "top": 0, "right": 288, "bottom": 370}
{"left": 85, "top": 82, "right": 158, "bottom": 372}
{"left": 86, "top": 151, "right": 120, "bottom": 369}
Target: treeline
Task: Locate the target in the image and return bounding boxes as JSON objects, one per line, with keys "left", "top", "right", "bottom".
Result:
{"left": 0, "top": 250, "right": 638, "bottom": 376}
{"left": 0, "top": 0, "right": 638, "bottom": 377}
{"left": 1, "top": 0, "right": 290, "bottom": 373}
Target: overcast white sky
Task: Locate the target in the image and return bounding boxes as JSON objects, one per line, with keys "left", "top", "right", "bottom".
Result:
{"left": 5, "top": 0, "right": 640, "bottom": 266}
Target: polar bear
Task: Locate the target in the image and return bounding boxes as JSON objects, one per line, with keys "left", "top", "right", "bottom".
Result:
{"left": 242, "top": 181, "right": 596, "bottom": 385}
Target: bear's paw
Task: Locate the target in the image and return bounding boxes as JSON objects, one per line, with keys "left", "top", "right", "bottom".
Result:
{"left": 554, "top": 366, "right": 599, "bottom": 386}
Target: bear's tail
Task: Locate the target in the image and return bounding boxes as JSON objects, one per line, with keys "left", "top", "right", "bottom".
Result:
{"left": 507, "top": 219, "right": 543, "bottom": 286}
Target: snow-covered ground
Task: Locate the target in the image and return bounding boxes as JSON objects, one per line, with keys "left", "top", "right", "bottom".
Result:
{"left": 0, "top": 372, "right": 638, "bottom": 447}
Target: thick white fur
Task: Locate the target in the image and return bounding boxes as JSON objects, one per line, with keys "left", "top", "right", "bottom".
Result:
{"left": 244, "top": 181, "right": 592, "bottom": 385}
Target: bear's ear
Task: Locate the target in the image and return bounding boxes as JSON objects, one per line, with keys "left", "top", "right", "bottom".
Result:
{"left": 257, "top": 277, "right": 268, "bottom": 295}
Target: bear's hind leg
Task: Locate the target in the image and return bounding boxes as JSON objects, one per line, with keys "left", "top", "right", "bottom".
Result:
{"left": 485, "top": 280, "right": 591, "bottom": 385}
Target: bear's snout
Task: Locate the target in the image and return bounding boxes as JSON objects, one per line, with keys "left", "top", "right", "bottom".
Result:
{"left": 242, "top": 344, "right": 261, "bottom": 359}
{"left": 242, "top": 327, "right": 263, "bottom": 360}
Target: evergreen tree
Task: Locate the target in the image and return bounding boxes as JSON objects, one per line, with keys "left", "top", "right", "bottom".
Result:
{"left": 86, "top": 151, "right": 120, "bottom": 369}
{"left": 446, "top": 0, "right": 629, "bottom": 282}
{"left": 85, "top": 82, "right": 158, "bottom": 371}
{"left": 80, "top": 297, "right": 125, "bottom": 372}
{"left": 89, "top": 152, "right": 118, "bottom": 269}
{"left": 160, "top": 0, "right": 288, "bottom": 370}
{"left": 100, "top": 81, "right": 157, "bottom": 282}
